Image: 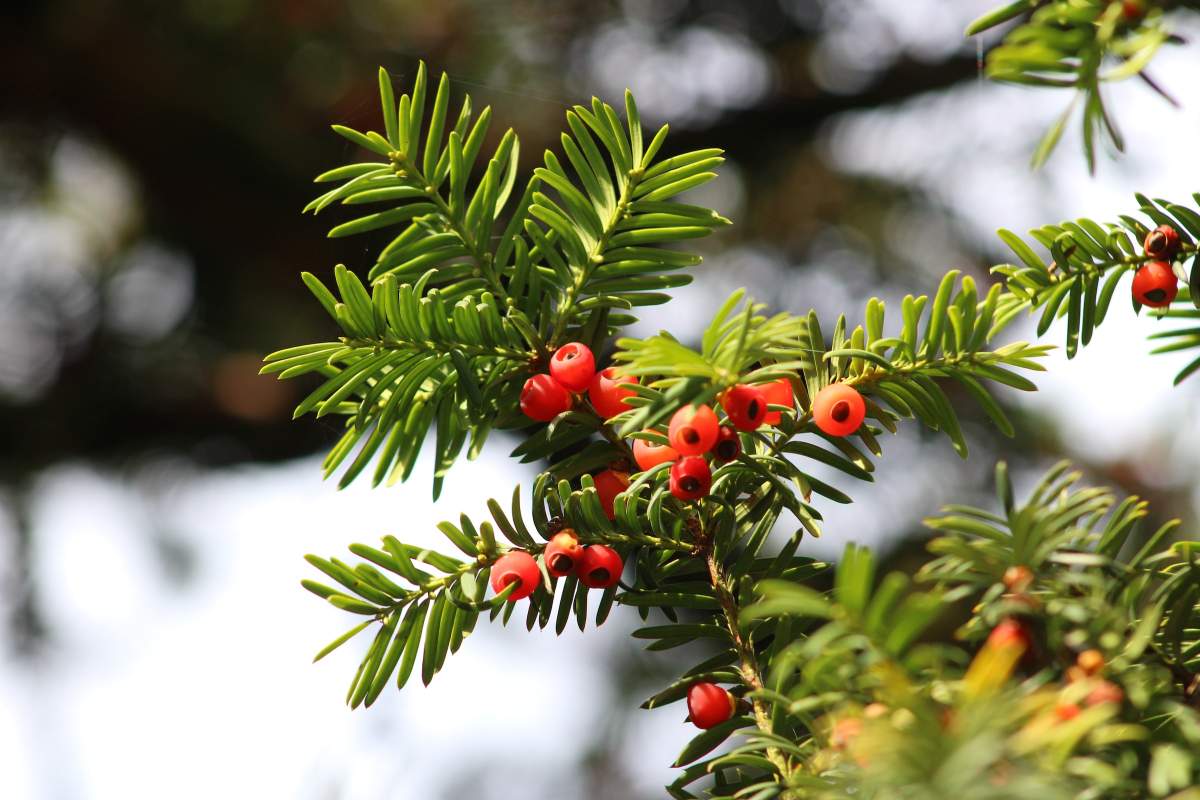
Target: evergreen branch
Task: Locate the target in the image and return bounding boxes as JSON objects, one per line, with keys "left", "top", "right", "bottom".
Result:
{"left": 310, "top": 66, "right": 524, "bottom": 305}
{"left": 530, "top": 92, "right": 730, "bottom": 347}
{"left": 967, "top": 0, "right": 1184, "bottom": 170}
{"left": 262, "top": 266, "right": 534, "bottom": 491}
{"left": 987, "top": 192, "right": 1200, "bottom": 380}
{"left": 302, "top": 484, "right": 696, "bottom": 704}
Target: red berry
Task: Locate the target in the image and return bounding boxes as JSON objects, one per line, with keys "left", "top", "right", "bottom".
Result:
{"left": 577, "top": 544, "right": 622, "bottom": 588}
{"left": 669, "top": 455, "right": 712, "bottom": 501}
{"left": 713, "top": 426, "right": 741, "bottom": 463}
{"left": 489, "top": 551, "right": 541, "bottom": 601}
{"left": 549, "top": 342, "right": 596, "bottom": 392}
{"left": 987, "top": 618, "right": 1029, "bottom": 651}
{"left": 1132, "top": 261, "right": 1178, "bottom": 308}
{"left": 1122, "top": 0, "right": 1145, "bottom": 20}
{"left": 1144, "top": 225, "right": 1181, "bottom": 260}
{"left": 1086, "top": 680, "right": 1124, "bottom": 707}
{"left": 589, "top": 367, "right": 638, "bottom": 420}
{"left": 593, "top": 469, "right": 630, "bottom": 520}
{"left": 668, "top": 404, "right": 719, "bottom": 455}
{"left": 812, "top": 383, "right": 866, "bottom": 437}
{"left": 720, "top": 384, "right": 768, "bottom": 431}
{"left": 544, "top": 530, "right": 583, "bottom": 578}
{"left": 633, "top": 436, "right": 678, "bottom": 471}
{"left": 520, "top": 374, "right": 573, "bottom": 421}
{"left": 1054, "top": 702, "right": 1081, "bottom": 722}
{"left": 687, "top": 682, "right": 735, "bottom": 729}
{"left": 758, "top": 378, "right": 794, "bottom": 425}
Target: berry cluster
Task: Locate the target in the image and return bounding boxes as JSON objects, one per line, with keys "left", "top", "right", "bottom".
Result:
{"left": 518, "top": 349, "right": 870, "bottom": 619}
{"left": 651, "top": 378, "right": 795, "bottom": 502}
{"left": 488, "top": 529, "right": 623, "bottom": 601}
{"left": 629, "top": 379, "right": 867, "bottom": 503}
{"left": 1131, "top": 224, "right": 1184, "bottom": 308}
{"left": 519, "top": 341, "right": 640, "bottom": 422}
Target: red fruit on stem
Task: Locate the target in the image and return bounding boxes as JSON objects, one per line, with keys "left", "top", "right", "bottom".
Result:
{"left": 1144, "top": 224, "right": 1181, "bottom": 260}
{"left": 520, "top": 374, "right": 573, "bottom": 422}
{"left": 720, "top": 384, "right": 768, "bottom": 431}
{"left": 577, "top": 544, "right": 622, "bottom": 588}
{"left": 544, "top": 530, "right": 583, "bottom": 578}
{"left": 633, "top": 436, "right": 679, "bottom": 471}
{"left": 669, "top": 456, "right": 712, "bottom": 501}
{"left": 589, "top": 368, "right": 638, "bottom": 419}
{"left": 549, "top": 342, "right": 596, "bottom": 392}
{"left": 1086, "top": 680, "right": 1124, "bottom": 707}
{"left": 759, "top": 378, "right": 794, "bottom": 425}
{"left": 593, "top": 469, "right": 630, "bottom": 520}
{"left": 686, "top": 682, "right": 735, "bottom": 730}
{"left": 489, "top": 551, "right": 541, "bottom": 600}
{"left": 1122, "top": 0, "right": 1145, "bottom": 20}
{"left": 668, "top": 404, "right": 719, "bottom": 455}
{"left": 713, "top": 426, "right": 742, "bottom": 463}
{"left": 987, "top": 618, "right": 1030, "bottom": 651}
{"left": 1132, "top": 261, "right": 1178, "bottom": 307}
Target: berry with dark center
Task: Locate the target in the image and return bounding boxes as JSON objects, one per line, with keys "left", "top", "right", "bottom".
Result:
{"left": 577, "top": 544, "right": 622, "bottom": 589}
{"left": 686, "top": 682, "right": 735, "bottom": 729}
{"left": 669, "top": 455, "right": 712, "bottom": 501}
{"left": 593, "top": 469, "right": 630, "bottom": 520}
{"left": 720, "top": 384, "right": 768, "bottom": 431}
{"left": 633, "top": 435, "right": 679, "bottom": 471}
{"left": 668, "top": 404, "right": 719, "bottom": 455}
{"left": 713, "top": 426, "right": 741, "bottom": 463}
{"left": 812, "top": 383, "right": 867, "bottom": 437}
{"left": 589, "top": 367, "right": 638, "bottom": 420}
{"left": 549, "top": 342, "right": 596, "bottom": 392}
{"left": 1132, "top": 261, "right": 1178, "bottom": 308}
{"left": 544, "top": 530, "right": 583, "bottom": 578}
{"left": 759, "top": 378, "right": 794, "bottom": 425}
{"left": 520, "top": 374, "right": 573, "bottom": 422}
{"left": 1144, "top": 224, "right": 1181, "bottom": 260}
{"left": 489, "top": 551, "right": 541, "bottom": 601}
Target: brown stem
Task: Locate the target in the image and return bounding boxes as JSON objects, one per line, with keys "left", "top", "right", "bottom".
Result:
{"left": 705, "top": 548, "right": 796, "bottom": 792}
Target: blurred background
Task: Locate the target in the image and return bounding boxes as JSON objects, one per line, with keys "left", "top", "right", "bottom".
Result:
{"left": 1, "top": 1, "right": 1199, "bottom": 797}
